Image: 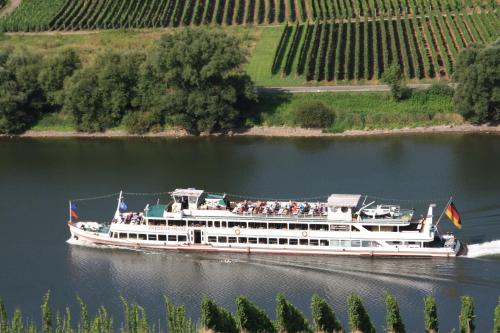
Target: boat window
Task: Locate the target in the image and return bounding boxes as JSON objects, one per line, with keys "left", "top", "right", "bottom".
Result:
{"left": 218, "top": 236, "right": 227, "bottom": 243}
{"left": 229, "top": 222, "right": 246, "bottom": 228}
{"left": 238, "top": 237, "right": 248, "bottom": 243}
{"left": 310, "top": 239, "right": 319, "bottom": 246}
{"left": 310, "top": 224, "right": 328, "bottom": 231}
{"left": 189, "top": 220, "right": 206, "bottom": 227}
{"left": 330, "top": 225, "right": 349, "bottom": 231}
{"left": 340, "top": 240, "right": 350, "bottom": 247}
{"left": 258, "top": 238, "right": 268, "bottom": 244}
{"left": 330, "top": 240, "right": 340, "bottom": 247}
{"left": 248, "top": 222, "right": 267, "bottom": 229}
{"left": 351, "top": 240, "right": 361, "bottom": 247}
{"left": 148, "top": 234, "right": 157, "bottom": 241}
{"left": 158, "top": 235, "right": 166, "bottom": 241}
{"left": 388, "top": 241, "right": 401, "bottom": 245}
{"left": 139, "top": 234, "right": 147, "bottom": 240}
{"left": 289, "top": 223, "right": 308, "bottom": 230}
{"left": 299, "top": 239, "right": 308, "bottom": 245}
{"left": 119, "top": 233, "right": 127, "bottom": 239}
{"left": 269, "top": 223, "right": 287, "bottom": 229}
{"left": 228, "top": 237, "right": 237, "bottom": 243}
{"left": 178, "top": 235, "right": 187, "bottom": 242}
{"left": 320, "top": 239, "right": 329, "bottom": 246}
{"left": 249, "top": 237, "right": 257, "bottom": 244}
{"left": 269, "top": 238, "right": 278, "bottom": 244}
{"left": 222, "top": 222, "right": 227, "bottom": 228}
{"left": 129, "top": 233, "right": 137, "bottom": 239}
{"left": 113, "top": 233, "right": 119, "bottom": 238}
{"left": 214, "top": 221, "right": 220, "bottom": 228}
{"left": 149, "top": 219, "right": 166, "bottom": 226}
{"left": 168, "top": 220, "right": 186, "bottom": 227}
{"left": 208, "top": 221, "right": 213, "bottom": 227}
{"left": 110, "top": 232, "right": 114, "bottom": 238}
{"left": 341, "top": 207, "right": 349, "bottom": 213}
{"left": 362, "top": 241, "right": 372, "bottom": 247}
{"left": 208, "top": 236, "right": 217, "bottom": 242}
{"left": 279, "top": 238, "right": 288, "bottom": 245}
{"left": 168, "top": 235, "right": 177, "bottom": 241}
{"left": 289, "top": 239, "right": 298, "bottom": 245}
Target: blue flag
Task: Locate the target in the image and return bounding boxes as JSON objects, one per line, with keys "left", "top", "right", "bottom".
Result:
{"left": 119, "top": 200, "right": 127, "bottom": 211}
{"left": 70, "top": 202, "right": 77, "bottom": 210}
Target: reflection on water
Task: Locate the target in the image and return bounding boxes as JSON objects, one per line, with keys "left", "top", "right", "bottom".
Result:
{"left": 1, "top": 135, "right": 500, "bottom": 332}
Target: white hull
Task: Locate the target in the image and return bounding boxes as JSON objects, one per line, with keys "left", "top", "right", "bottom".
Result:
{"left": 69, "top": 223, "right": 458, "bottom": 258}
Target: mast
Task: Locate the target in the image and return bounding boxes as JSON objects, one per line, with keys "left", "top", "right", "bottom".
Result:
{"left": 114, "top": 191, "right": 123, "bottom": 221}
{"left": 69, "top": 200, "right": 72, "bottom": 223}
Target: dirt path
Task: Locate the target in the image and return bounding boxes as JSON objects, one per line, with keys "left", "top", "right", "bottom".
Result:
{"left": 0, "top": 0, "right": 21, "bottom": 17}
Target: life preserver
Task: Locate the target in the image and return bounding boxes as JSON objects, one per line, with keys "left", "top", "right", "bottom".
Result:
{"left": 302, "top": 230, "right": 308, "bottom": 237}
{"left": 235, "top": 228, "right": 241, "bottom": 235}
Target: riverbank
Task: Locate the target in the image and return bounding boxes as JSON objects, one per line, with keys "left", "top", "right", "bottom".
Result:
{"left": 3, "top": 123, "right": 499, "bottom": 138}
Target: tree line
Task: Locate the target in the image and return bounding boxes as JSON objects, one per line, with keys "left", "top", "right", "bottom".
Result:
{"left": 1, "top": 291, "right": 499, "bottom": 333}
{"left": 0, "top": 27, "right": 257, "bottom": 135}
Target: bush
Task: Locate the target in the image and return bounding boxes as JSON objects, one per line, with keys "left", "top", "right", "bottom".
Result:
{"left": 347, "top": 295, "right": 375, "bottom": 333}
{"left": 293, "top": 101, "right": 335, "bottom": 128}
{"left": 235, "top": 296, "right": 275, "bottom": 333}
{"left": 200, "top": 296, "right": 238, "bottom": 333}
{"left": 459, "top": 296, "right": 475, "bottom": 333}
{"left": 123, "top": 111, "right": 162, "bottom": 134}
{"left": 311, "top": 294, "right": 342, "bottom": 333}
{"left": 275, "top": 294, "right": 311, "bottom": 333}
{"left": 386, "top": 294, "right": 405, "bottom": 333}
{"left": 426, "top": 83, "right": 455, "bottom": 97}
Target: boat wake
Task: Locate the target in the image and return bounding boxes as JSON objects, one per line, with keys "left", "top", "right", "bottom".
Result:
{"left": 466, "top": 240, "right": 500, "bottom": 258}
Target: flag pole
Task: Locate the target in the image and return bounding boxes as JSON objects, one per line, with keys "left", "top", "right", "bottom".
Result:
{"left": 435, "top": 196, "right": 452, "bottom": 227}
{"left": 69, "top": 200, "right": 72, "bottom": 223}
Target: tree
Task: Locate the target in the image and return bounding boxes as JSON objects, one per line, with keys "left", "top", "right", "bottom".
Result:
{"left": 41, "top": 291, "right": 53, "bottom": 333}
{"left": 381, "top": 63, "right": 405, "bottom": 101}
{"left": 0, "top": 298, "right": 8, "bottom": 333}
{"left": 453, "top": 41, "right": 500, "bottom": 123}
{"left": 311, "top": 294, "right": 342, "bottom": 333}
{"left": 424, "top": 296, "right": 438, "bottom": 333}
{"left": 275, "top": 294, "right": 311, "bottom": 333}
{"left": 11, "top": 308, "right": 24, "bottom": 333}
{"left": 386, "top": 294, "right": 405, "bottom": 333}
{"left": 293, "top": 101, "right": 335, "bottom": 128}
{"left": 347, "top": 295, "right": 375, "bottom": 333}
{"left": 147, "top": 27, "right": 257, "bottom": 134}
{"left": 459, "top": 296, "right": 475, "bottom": 333}
{"left": 494, "top": 296, "right": 500, "bottom": 333}
{"left": 235, "top": 295, "right": 275, "bottom": 333}
{"left": 38, "top": 48, "right": 81, "bottom": 108}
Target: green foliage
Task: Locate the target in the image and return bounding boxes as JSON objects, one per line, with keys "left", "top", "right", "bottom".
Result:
{"left": 347, "top": 295, "right": 375, "bottom": 333}
{"left": 453, "top": 41, "right": 500, "bottom": 123}
{"left": 459, "top": 296, "right": 475, "bottom": 333}
{"left": 293, "top": 101, "right": 334, "bottom": 128}
{"left": 121, "top": 297, "right": 151, "bottom": 333}
{"left": 151, "top": 27, "right": 257, "bottom": 134}
{"left": 38, "top": 49, "right": 81, "bottom": 108}
{"left": 275, "top": 293, "right": 311, "bottom": 333}
{"left": 423, "top": 296, "right": 438, "bottom": 333}
{"left": 235, "top": 295, "right": 276, "bottom": 333}
{"left": 310, "top": 294, "right": 342, "bottom": 333}
{"left": 90, "top": 306, "right": 114, "bottom": 333}
{"left": 0, "top": 298, "right": 8, "bottom": 333}
{"left": 386, "top": 294, "right": 405, "bottom": 333}
{"left": 381, "top": 63, "right": 405, "bottom": 101}
{"left": 164, "top": 296, "right": 196, "bottom": 333}
{"left": 10, "top": 309, "right": 23, "bottom": 333}
{"left": 494, "top": 296, "right": 500, "bottom": 333}
{"left": 41, "top": 291, "right": 53, "bottom": 333}
{"left": 77, "top": 296, "right": 90, "bottom": 333}
{"left": 200, "top": 296, "right": 238, "bottom": 333}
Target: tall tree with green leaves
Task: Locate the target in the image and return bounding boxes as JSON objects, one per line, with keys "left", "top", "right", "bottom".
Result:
{"left": 459, "top": 296, "right": 475, "bottom": 333}
{"left": 164, "top": 296, "right": 196, "bottom": 333}
{"left": 310, "top": 294, "right": 342, "bottom": 333}
{"left": 386, "top": 294, "right": 405, "bottom": 333}
{"left": 147, "top": 27, "right": 257, "bottom": 134}
{"left": 235, "top": 295, "right": 276, "bottom": 333}
{"left": 381, "top": 63, "right": 405, "bottom": 101}
{"left": 347, "top": 295, "right": 375, "bottom": 333}
{"left": 424, "top": 296, "right": 438, "bottom": 333}
{"left": 453, "top": 40, "right": 500, "bottom": 123}
{"left": 275, "top": 294, "right": 311, "bottom": 333}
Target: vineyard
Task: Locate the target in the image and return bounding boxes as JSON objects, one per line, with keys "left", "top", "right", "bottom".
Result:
{"left": 0, "top": 0, "right": 498, "bottom": 31}
{"left": 272, "top": 12, "right": 499, "bottom": 81}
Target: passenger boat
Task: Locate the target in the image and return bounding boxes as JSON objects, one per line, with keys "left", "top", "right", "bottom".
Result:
{"left": 67, "top": 189, "right": 466, "bottom": 257}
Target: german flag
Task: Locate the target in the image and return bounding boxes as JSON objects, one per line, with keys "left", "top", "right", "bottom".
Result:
{"left": 445, "top": 202, "right": 461, "bottom": 229}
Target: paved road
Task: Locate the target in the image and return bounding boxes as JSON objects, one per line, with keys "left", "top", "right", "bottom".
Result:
{"left": 257, "top": 83, "right": 436, "bottom": 94}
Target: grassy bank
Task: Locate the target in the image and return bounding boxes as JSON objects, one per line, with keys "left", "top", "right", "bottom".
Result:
{"left": 24, "top": 90, "right": 461, "bottom": 135}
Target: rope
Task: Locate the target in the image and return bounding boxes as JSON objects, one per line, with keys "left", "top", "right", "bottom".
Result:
{"left": 69, "top": 191, "right": 452, "bottom": 204}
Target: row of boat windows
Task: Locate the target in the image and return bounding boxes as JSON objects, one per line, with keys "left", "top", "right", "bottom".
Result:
{"left": 149, "top": 219, "right": 350, "bottom": 231}
{"left": 111, "top": 232, "right": 187, "bottom": 242}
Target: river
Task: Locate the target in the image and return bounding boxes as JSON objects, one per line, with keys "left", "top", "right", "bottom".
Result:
{"left": 0, "top": 135, "right": 499, "bottom": 332}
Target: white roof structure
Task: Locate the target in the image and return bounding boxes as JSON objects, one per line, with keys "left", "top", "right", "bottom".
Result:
{"left": 171, "top": 188, "right": 204, "bottom": 197}
{"left": 327, "top": 194, "right": 361, "bottom": 207}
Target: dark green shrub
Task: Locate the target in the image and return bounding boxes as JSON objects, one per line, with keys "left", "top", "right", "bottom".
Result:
{"left": 311, "top": 294, "right": 342, "bottom": 333}
{"left": 347, "top": 295, "right": 375, "bottom": 333}
{"left": 293, "top": 101, "right": 335, "bottom": 128}
{"left": 386, "top": 294, "right": 405, "bottom": 333}
{"left": 123, "top": 111, "right": 162, "bottom": 134}
{"left": 459, "top": 296, "right": 475, "bottom": 333}
{"left": 235, "top": 295, "right": 275, "bottom": 333}
{"left": 426, "top": 83, "right": 454, "bottom": 97}
{"left": 201, "top": 296, "right": 238, "bottom": 333}
{"left": 165, "top": 296, "right": 196, "bottom": 333}
{"left": 424, "top": 296, "right": 438, "bottom": 333}
{"left": 275, "top": 294, "right": 311, "bottom": 333}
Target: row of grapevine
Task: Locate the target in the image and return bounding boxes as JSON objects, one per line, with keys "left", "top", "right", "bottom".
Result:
{"left": 271, "top": 12, "right": 498, "bottom": 82}
{"left": 2, "top": 0, "right": 497, "bottom": 31}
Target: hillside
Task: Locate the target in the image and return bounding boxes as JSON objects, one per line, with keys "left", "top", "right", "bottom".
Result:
{"left": 0, "top": 0, "right": 498, "bottom": 85}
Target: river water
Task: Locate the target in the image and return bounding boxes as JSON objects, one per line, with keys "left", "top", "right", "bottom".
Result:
{"left": 0, "top": 135, "right": 499, "bottom": 332}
